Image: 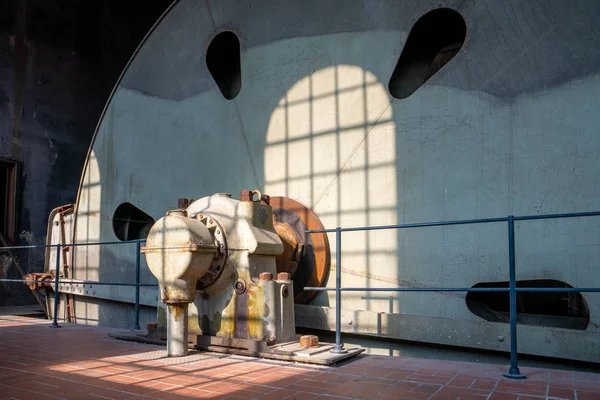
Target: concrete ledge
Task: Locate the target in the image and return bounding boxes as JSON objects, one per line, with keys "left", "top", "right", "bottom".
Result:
{"left": 295, "top": 304, "right": 600, "bottom": 364}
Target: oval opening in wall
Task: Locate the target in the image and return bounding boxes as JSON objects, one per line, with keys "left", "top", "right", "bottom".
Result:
{"left": 388, "top": 8, "right": 466, "bottom": 99}
{"left": 466, "top": 279, "right": 589, "bottom": 330}
{"left": 206, "top": 31, "right": 242, "bottom": 100}
{"left": 112, "top": 202, "right": 155, "bottom": 241}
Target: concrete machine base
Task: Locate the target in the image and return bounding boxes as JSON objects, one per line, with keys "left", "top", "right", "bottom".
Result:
{"left": 109, "top": 331, "right": 364, "bottom": 366}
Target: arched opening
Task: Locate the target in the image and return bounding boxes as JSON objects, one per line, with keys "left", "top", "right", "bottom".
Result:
{"left": 112, "top": 202, "right": 154, "bottom": 241}
{"left": 466, "top": 279, "right": 590, "bottom": 330}
{"left": 388, "top": 8, "right": 466, "bottom": 99}
{"left": 206, "top": 31, "right": 242, "bottom": 100}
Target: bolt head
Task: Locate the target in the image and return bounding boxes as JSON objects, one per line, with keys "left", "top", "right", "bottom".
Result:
{"left": 277, "top": 272, "right": 291, "bottom": 281}
{"left": 259, "top": 272, "right": 273, "bottom": 281}
{"left": 299, "top": 335, "right": 319, "bottom": 348}
{"left": 235, "top": 280, "right": 246, "bottom": 294}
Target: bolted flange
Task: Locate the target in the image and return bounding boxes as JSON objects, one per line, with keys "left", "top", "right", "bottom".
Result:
{"left": 192, "top": 213, "right": 228, "bottom": 290}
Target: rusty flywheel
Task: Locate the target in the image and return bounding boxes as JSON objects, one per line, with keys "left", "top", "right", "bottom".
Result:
{"left": 270, "top": 197, "right": 331, "bottom": 304}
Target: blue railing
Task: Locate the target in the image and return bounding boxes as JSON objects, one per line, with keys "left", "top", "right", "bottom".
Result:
{"left": 304, "top": 210, "right": 600, "bottom": 379}
{"left": 0, "top": 239, "right": 155, "bottom": 331}
{"left": 0, "top": 210, "right": 599, "bottom": 379}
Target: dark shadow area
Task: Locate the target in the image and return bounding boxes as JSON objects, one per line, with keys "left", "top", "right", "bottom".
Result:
{"left": 466, "top": 279, "right": 590, "bottom": 330}
{"left": 206, "top": 31, "right": 242, "bottom": 100}
{"left": 388, "top": 7, "right": 466, "bottom": 99}
{"left": 0, "top": 0, "right": 172, "bottom": 306}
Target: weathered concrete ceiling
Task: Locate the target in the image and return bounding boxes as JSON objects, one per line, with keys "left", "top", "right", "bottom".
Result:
{"left": 121, "top": 0, "right": 600, "bottom": 101}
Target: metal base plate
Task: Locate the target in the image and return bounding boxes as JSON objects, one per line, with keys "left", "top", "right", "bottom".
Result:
{"left": 109, "top": 331, "right": 364, "bottom": 366}
{"left": 503, "top": 372, "right": 527, "bottom": 380}
{"left": 196, "top": 340, "right": 364, "bottom": 366}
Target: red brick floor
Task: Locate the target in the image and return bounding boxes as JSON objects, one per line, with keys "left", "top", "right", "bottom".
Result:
{"left": 0, "top": 316, "right": 599, "bottom": 400}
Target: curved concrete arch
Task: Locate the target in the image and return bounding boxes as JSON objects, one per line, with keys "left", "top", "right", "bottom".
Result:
{"left": 67, "top": 0, "right": 600, "bottom": 362}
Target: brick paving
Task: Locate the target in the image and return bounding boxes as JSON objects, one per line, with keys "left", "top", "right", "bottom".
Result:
{"left": 0, "top": 316, "right": 599, "bottom": 400}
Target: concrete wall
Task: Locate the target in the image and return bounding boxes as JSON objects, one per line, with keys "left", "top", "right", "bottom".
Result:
{"left": 69, "top": 0, "right": 600, "bottom": 360}
{"left": 0, "top": 1, "right": 170, "bottom": 305}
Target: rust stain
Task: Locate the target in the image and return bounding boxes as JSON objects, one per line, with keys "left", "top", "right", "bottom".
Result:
{"left": 218, "top": 291, "right": 237, "bottom": 337}
{"left": 168, "top": 304, "right": 185, "bottom": 322}
{"left": 246, "top": 283, "right": 264, "bottom": 340}
{"left": 23, "top": 272, "right": 53, "bottom": 290}
{"left": 273, "top": 221, "right": 300, "bottom": 276}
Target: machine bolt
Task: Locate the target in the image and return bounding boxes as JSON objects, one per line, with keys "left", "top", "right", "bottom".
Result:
{"left": 299, "top": 335, "right": 319, "bottom": 348}
{"left": 277, "top": 272, "right": 291, "bottom": 281}
{"left": 240, "top": 190, "right": 252, "bottom": 202}
{"left": 259, "top": 272, "right": 273, "bottom": 281}
{"left": 241, "top": 189, "right": 262, "bottom": 202}
{"left": 282, "top": 286, "right": 289, "bottom": 297}
{"left": 497, "top": 335, "right": 505, "bottom": 342}
{"left": 235, "top": 280, "right": 246, "bottom": 294}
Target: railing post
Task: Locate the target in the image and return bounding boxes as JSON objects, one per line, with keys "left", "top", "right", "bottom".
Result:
{"left": 50, "top": 244, "right": 61, "bottom": 328}
{"left": 134, "top": 239, "right": 141, "bottom": 330}
{"left": 504, "top": 215, "right": 525, "bottom": 379}
{"left": 331, "top": 227, "right": 346, "bottom": 354}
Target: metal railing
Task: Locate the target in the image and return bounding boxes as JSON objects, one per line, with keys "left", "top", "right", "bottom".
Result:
{"left": 0, "top": 210, "right": 598, "bottom": 379}
{"left": 304, "top": 211, "right": 600, "bottom": 380}
{"left": 0, "top": 239, "right": 156, "bottom": 331}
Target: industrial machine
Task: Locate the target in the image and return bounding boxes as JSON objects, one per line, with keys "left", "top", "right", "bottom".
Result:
{"left": 137, "top": 190, "right": 360, "bottom": 362}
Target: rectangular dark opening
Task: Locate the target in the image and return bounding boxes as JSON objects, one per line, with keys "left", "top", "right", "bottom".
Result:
{"left": 0, "top": 159, "right": 18, "bottom": 245}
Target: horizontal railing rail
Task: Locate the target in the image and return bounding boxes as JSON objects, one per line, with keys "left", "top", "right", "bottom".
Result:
{"left": 304, "top": 210, "right": 600, "bottom": 379}
{"left": 0, "top": 238, "right": 155, "bottom": 331}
